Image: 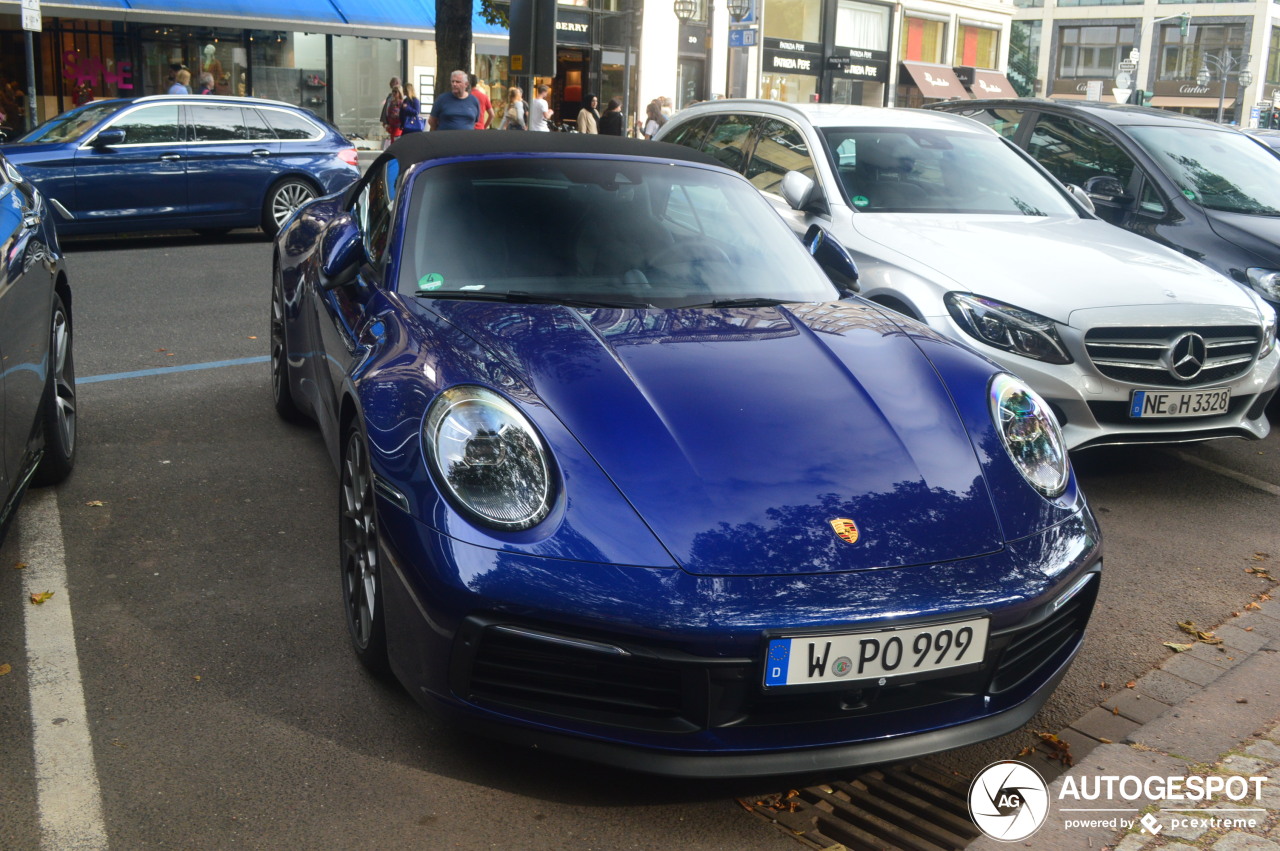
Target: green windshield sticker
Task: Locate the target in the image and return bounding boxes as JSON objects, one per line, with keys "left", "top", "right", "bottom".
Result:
{"left": 418, "top": 273, "right": 445, "bottom": 291}
{"left": 852, "top": 195, "right": 870, "bottom": 208}
{"left": 1182, "top": 189, "right": 1197, "bottom": 200}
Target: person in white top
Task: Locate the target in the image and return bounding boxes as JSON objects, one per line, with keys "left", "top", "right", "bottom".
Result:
{"left": 529, "top": 84, "right": 553, "bottom": 131}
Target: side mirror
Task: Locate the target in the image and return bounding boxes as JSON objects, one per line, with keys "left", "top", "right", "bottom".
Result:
{"left": 803, "top": 224, "right": 859, "bottom": 293}
{"left": 1065, "top": 184, "right": 1096, "bottom": 215}
{"left": 1082, "top": 175, "right": 1131, "bottom": 203}
{"left": 319, "top": 215, "right": 364, "bottom": 289}
{"left": 91, "top": 129, "right": 126, "bottom": 148}
{"left": 781, "top": 170, "right": 821, "bottom": 212}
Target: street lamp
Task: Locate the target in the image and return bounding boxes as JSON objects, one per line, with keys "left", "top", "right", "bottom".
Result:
{"left": 1197, "top": 52, "right": 1252, "bottom": 125}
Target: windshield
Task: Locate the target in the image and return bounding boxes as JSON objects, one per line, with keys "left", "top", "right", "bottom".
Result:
{"left": 17, "top": 101, "right": 122, "bottom": 144}
{"left": 1128, "top": 125, "right": 1280, "bottom": 215}
{"left": 397, "top": 157, "right": 840, "bottom": 307}
{"left": 819, "top": 127, "right": 1079, "bottom": 216}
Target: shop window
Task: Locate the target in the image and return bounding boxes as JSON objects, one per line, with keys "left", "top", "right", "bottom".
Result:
{"left": 836, "top": 0, "right": 890, "bottom": 51}
{"left": 763, "top": 0, "right": 823, "bottom": 43}
{"left": 1026, "top": 114, "right": 1136, "bottom": 189}
{"left": 747, "top": 119, "right": 816, "bottom": 195}
{"left": 106, "top": 104, "right": 181, "bottom": 145}
{"left": 955, "top": 24, "right": 999, "bottom": 69}
{"left": 901, "top": 17, "right": 945, "bottom": 64}
{"left": 1057, "top": 26, "right": 1136, "bottom": 79}
{"left": 762, "top": 73, "right": 819, "bottom": 103}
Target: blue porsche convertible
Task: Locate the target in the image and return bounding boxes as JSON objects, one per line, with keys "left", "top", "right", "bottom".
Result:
{"left": 271, "top": 132, "right": 1102, "bottom": 777}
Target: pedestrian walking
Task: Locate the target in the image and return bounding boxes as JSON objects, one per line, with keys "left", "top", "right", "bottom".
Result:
{"left": 379, "top": 78, "right": 403, "bottom": 147}
{"left": 598, "top": 98, "right": 624, "bottom": 136}
{"left": 576, "top": 94, "right": 600, "bottom": 134}
{"left": 642, "top": 99, "right": 666, "bottom": 139}
{"left": 400, "top": 83, "right": 424, "bottom": 133}
{"left": 500, "top": 86, "right": 527, "bottom": 130}
{"left": 198, "top": 72, "right": 214, "bottom": 95}
{"left": 429, "top": 70, "right": 481, "bottom": 131}
{"left": 469, "top": 74, "right": 495, "bottom": 129}
{"left": 529, "top": 84, "right": 553, "bottom": 131}
{"left": 168, "top": 69, "right": 191, "bottom": 95}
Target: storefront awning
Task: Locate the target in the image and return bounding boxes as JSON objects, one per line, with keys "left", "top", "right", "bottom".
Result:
{"left": 900, "top": 62, "right": 971, "bottom": 101}
{"left": 6, "top": 0, "right": 508, "bottom": 38}
{"left": 967, "top": 70, "right": 1015, "bottom": 98}
{"left": 1150, "top": 96, "right": 1234, "bottom": 109}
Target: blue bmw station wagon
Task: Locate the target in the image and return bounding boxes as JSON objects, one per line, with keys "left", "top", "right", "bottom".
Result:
{"left": 0, "top": 94, "right": 359, "bottom": 237}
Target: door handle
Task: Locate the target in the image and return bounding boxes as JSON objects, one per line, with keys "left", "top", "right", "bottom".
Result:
{"left": 251, "top": 149, "right": 271, "bottom": 157}
{"left": 160, "top": 153, "right": 181, "bottom": 161}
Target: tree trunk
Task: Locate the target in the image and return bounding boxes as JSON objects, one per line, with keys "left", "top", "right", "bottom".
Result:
{"left": 435, "top": 0, "right": 474, "bottom": 99}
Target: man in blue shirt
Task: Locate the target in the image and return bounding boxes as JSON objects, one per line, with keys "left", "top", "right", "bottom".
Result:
{"left": 429, "top": 70, "right": 481, "bottom": 131}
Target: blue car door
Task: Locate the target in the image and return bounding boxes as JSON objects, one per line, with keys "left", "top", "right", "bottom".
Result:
{"left": 73, "top": 102, "right": 186, "bottom": 226}
{"left": 0, "top": 164, "right": 50, "bottom": 496}
{"left": 184, "top": 103, "right": 282, "bottom": 222}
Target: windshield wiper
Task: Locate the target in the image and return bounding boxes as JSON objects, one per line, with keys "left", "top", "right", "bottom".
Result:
{"left": 415, "top": 290, "right": 654, "bottom": 309}
{"left": 682, "top": 297, "right": 795, "bottom": 309}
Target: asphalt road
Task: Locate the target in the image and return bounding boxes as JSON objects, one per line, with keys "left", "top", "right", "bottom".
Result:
{"left": 1, "top": 232, "right": 1277, "bottom": 849}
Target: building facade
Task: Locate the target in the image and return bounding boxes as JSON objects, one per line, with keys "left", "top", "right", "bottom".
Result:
{"left": 1013, "top": 0, "right": 1280, "bottom": 125}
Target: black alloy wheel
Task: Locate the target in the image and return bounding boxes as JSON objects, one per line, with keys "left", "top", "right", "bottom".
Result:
{"left": 340, "top": 425, "right": 389, "bottom": 672}
{"left": 33, "top": 294, "right": 76, "bottom": 486}
{"left": 269, "top": 271, "right": 307, "bottom": 423}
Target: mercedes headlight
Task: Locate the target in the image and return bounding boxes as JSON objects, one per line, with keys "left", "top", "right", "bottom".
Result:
{"left": 990, "top": 373, "right": 1070, "bottom": 498}
{"left": 946, "top": 293, "right": 1072, "bottom": 364}
{"left": 1260, "top": 302, "right": 1277, "bottom": 359}
{"left": 423, "top": 386, "right": 554, "bottom": 531}
{"left": 1246, "top": 268, "right": 1280, "bottom": 302}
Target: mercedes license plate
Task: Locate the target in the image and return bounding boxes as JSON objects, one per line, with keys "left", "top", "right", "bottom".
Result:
{"left": 764, "top": 618, "right": 989, "bottom": 688}
{"left": 1130, "top": 388, "right": 1229, "bottom": 418}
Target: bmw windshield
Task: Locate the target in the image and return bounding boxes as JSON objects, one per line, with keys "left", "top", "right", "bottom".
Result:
{"left": 1128, "top": 125, "right": 1280, "bottom": 215}
{"left": 820, "top": 127, "right": 1079, "bottom": 216}
{"left": 15, "top": 101, "right": 121, "bottom": 144}
{"left": 397, "top": 157, "right": 841, "bottom": 308}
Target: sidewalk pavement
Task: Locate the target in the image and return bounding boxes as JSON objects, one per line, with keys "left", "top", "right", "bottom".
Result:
{"left": 967, "top": 594, "right": 1280, "bottom": 851}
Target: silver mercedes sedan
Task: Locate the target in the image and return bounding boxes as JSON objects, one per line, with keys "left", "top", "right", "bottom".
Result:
{"left": 656, "top": 101, "right": 1278, "bottom": 451}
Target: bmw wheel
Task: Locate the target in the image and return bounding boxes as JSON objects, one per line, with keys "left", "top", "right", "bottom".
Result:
{"left": 262, "top": 178, "right": 317, "bottom": 237}
{"left": 33, "top": 294, "right": 76, "bottom": 486}
{"left": 340, "top": 424, "right": 389, "bottom": 672}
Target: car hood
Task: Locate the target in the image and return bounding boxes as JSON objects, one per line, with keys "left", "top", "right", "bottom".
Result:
{"left": 426, "top": 300, "right": 1005, "bottom": 577}
{"left": 0, "top": 142, "right": 72, "bottom": 162}
{"left": 1202, "top": 208, "right": 1280, "bottom": 270}
{"left": 849, "top": 214, "right": 1249, "bottom": 321}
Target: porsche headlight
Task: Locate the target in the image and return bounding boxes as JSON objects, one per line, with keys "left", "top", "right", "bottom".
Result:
{"left": 990, "top": 373, "right": 1070, "bottom": 498}
{"left": 946, "top": 293, "right": 1072, "bottom": 364}
{"left": 1246, "top": 268, "right": 1280, "bottom": 302}
{"left": 423, "top": 386, "right": 553, "bottom": 531}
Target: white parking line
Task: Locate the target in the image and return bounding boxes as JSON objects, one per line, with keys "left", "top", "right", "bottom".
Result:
{"left": 1164, "top": 448, "right": 1280, "bottom": 498}
{"left": 20, "top": 489, "right": 110, "bottom": 851}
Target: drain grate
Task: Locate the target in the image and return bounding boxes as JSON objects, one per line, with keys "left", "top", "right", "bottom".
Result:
{"left": 739, "top": 762, "right": 981, "bottom": 851}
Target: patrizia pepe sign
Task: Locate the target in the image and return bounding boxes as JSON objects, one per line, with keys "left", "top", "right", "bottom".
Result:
{"left": 764, "top": 38, "right": 823, "bottom": 76}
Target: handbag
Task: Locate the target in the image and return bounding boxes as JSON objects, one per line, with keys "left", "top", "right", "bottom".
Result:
{"left": 401, "top": 98, "right": 424, "bottom": 133}
{"left": 402, "top": 114, "right": 425, "bottom": 133}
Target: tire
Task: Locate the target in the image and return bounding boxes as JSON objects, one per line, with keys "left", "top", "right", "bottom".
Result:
{"left": 340, "top": 424, "right": 389, "bottom": 673}
{"left": 269, "top": 271, "right": 308, "bottom": 423}
{"left": 262, "top": 178, "right": 317, "bottom": 237}
{"left": 32, "top": 294, "right": 76, "bottom": 486}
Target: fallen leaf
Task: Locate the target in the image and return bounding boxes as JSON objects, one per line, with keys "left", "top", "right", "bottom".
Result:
{"left": 1164, "top": 642, "right": 1194, "bottom": 652}
{"left": 1178, "top": 620, "right": 1198, "bottom": 635}
{"left": 192, "top": 675, "right": 202, "bottom": 681}
{"left": 1099, "top": 737, "right": 1113, "bottom": 744}
{"left": 1245, "top": 626, "right": 1255, "bottom": 632}
{"left": 0, "top": 663, "right": 11, "bottom": 676}
{"left": 1018, "top": 745, "right": 1036, "bottom": 757}
{"left": 84, "top": 500, "right": 105, "bottom": 507}
{"left": 13, "top": 562, "right": 26, "bottom": 570}
{"left": 1237, "top": 698, "right": 1249, "bottom": 704}
{"left": 1245, "top": 602, "right": 1262, "bottom": 611}
{"left": 29, "top": 591, "right": 54, "bottom": 605}
{"left": 1099, "top": 681, "right": 1109, "bottom": 689}
{"left": 1126, "top": 681, "right": 1136, "bottom": 689}
{"left": 1037, "top": 731, "right": 1074, "bottom": 767}
{"left": 247, "top": 336, "right": 258, "bottom": 340}
{"left": 1112, "top": 707, "right": 1120, "bottom": 715}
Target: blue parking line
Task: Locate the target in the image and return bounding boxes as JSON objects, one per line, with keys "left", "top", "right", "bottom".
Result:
{"left": 80, "top": 356, "right": 270, "bottom": 384}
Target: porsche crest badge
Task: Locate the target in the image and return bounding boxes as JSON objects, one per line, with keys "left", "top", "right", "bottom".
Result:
{"left": 830, "top": 518, "right": 859, "bottom": 544}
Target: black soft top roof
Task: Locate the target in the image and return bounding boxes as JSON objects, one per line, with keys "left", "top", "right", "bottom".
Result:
{"left": 371, "top": 129, "right": 722, "bottom": 174}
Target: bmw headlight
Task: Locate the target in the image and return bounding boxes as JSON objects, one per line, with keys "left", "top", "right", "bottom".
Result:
{"left": 946, "top": 293, "right": 1072, "bottom": 364}
{"left": 423, "top": 386, "right": 554, "bottom": 531}
{"left": 1246, "top": 268, "right": 1280, "bottom": 302}
{"left": 990, "top": 374, "right": 1070, "bottom": 498}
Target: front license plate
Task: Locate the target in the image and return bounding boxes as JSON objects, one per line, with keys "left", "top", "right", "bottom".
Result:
{"left": 1130, "top": 388, "right": 1230, "bottom": 418}
{"left": 764, "top": 618, "right": 989, "bottom": 688}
